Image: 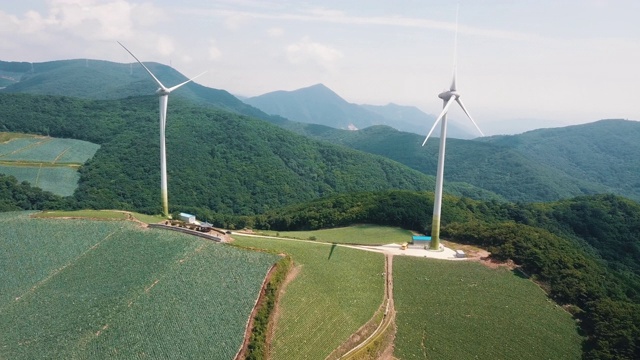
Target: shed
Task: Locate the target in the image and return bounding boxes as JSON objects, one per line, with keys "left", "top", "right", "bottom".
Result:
{"left": 179, "top": 212, "right": 196, "bottom": 224}
{"left": 197, "top": 222, "right": 213, "bottom": 232}
{"left": 411, "top": 235, "right": 432, "bottom": 247}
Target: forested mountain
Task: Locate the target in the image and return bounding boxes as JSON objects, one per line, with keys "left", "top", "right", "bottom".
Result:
{"left": 360, "top": 102, "right": 475, "bottom": 138}
{"left": 0, "top": 93, "right": 497, "bottom": 215}
{"left": 244, "top": 83, "right": 474, "bottom": 137}
{"left": 0, "top": 59, "right": 270, "bottom": 121}
{"left": 5, "top": 59, "right": 635, "bottom": 205}
{"left": 481, "top": 119, "right": 640, "bottom": 200}
{"left": 244, "top": 83, "right": 387, "bottom": 130}
{"left": 279, "top": 123, "right": 617, "bottom": 202}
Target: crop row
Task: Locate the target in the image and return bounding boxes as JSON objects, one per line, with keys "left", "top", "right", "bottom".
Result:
{"left": 0, "top": 212, "right": 278, "bottom": 359}
{"left": 1, "top": 137, "right": 99, "bottom": 163}
{"left": 232, "top": 236, "right": 385, "bottom": 359}
{"left": 392, "top": 256, "right": 582, "bottom": 359}
{"left": 0, "top": 165, "right": 80, "bottom": 196}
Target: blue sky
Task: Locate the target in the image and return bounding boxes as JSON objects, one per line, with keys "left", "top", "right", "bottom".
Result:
{"left": 2, "top": 0, "right": 639, "bottom": 134}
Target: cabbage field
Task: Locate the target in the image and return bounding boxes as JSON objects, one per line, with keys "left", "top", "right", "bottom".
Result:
{"left": 393, "top": 256, "right": 582, "bottom": 359}
{"left": 0, "top": 212, "right": 279, "bottom": 359}
{"left": 232, "top": 235, "right": 385, "bottom": 359}
{"left": 0, "top": 133, "right": 99, "bottom": 196}
{"left": 0, "top": 165, "right": 80, "bottom": 196}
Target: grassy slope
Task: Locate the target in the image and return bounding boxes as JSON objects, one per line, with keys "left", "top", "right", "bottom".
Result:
{"left": 0, "top": 212, "right": 278, "bottom": 359}
{"left": 256, "top": 224, "right": 414, "bottom": 245}
{"left": 232, "top": 235, "right": 385, "bottom": 359}
{"left": 33, "top": 209, "right": 165, "bottom": 223}
{"left": 393, "top": 256, "right": 582, "bottom": 359}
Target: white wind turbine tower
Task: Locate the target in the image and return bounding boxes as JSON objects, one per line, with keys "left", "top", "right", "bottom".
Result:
{"left": 421, "top": 8, "right": 484, "bottom": 250}
{"left": 118, "top": 42, "right": 206, "bottom": 218}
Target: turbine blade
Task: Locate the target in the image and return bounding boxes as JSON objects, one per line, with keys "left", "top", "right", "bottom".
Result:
{"left": 450, "top": 70, "right": 457, "bottom": 92}
{"left": 422, "top": 97, "right": 456, "bottom": 146}
{"left": 117, "top": 41, "right": 166, "bottom": 90}
{"left": 166, "top": 71, "right": 207, "bottom": 92}
{"left": 450, "top": 4, "right": 459, "bottom": 92}
{"left": 456, "top": 97, "right": 484, "bottom": 136}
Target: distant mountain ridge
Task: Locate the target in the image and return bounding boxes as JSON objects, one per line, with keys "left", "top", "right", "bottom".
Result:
{"left": 244, "top": 83, "right": 475, "bottom": 138}
{"left": 360, "top": 102, "right": 475, "bottom": 138}
{"left": 244, "top": 83, "right": 385, "bottom": 130}
{"left": 2, "top": 57, "right": 639, "bottom": 205}
{"left": 0, "top": 59, "right": 271, "bottom": 121}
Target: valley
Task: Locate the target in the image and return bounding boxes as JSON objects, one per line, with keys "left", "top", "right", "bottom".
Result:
{"left": 0, "top": 57, "right": 639, "bottom": 359}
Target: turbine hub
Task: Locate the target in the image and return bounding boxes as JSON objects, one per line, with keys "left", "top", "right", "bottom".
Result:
{"left": 156, "top": 88, "right": 170, "bottom": 96}
{"left": 438, "top": 90, "right": 459, "bottom": 101}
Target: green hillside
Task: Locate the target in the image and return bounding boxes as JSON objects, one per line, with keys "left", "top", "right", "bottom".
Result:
{"left": 245, "top": 190, "right": 640, "bottom": 359}
{"left": 0, "top": 93, "right": 498, "bottom": 214}
{"left": 0, "top": 174, "right": 65, "bottom": 211}
{"left": 284, "top": 123, "right": 612, "bottom": 202}
{"left": 0, "top": 59, "right": 273, "bottom": 121}
{"left": 482, "top": 119, "right": 640, "bottom": 200}
{"left": 5, "top": 60, "right": 637, "bottom": 204}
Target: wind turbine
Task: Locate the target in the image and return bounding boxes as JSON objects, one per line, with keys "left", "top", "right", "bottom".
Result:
{"left": 118, "top": 41, "right": 206, "bottom": 218}
{"left": 421, "top": 8, "right": 484, "bottom": 250}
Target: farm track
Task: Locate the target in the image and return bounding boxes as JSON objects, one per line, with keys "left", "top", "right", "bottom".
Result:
{"left": 338, "top": 253, "right": 396, "bottom": 359}
{"left": 8, "top": 228, "right": 122, "bottom": 307}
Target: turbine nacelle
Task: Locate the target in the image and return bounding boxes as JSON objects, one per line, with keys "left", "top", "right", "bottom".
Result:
{"left": 156, "top": 87, "right": 170, "bottom": 96}
{"left": 423, "top": 85, "right": 483, "bottom": 147}
{"left": 438, "top": 90, "right": 459, "bottom": 101}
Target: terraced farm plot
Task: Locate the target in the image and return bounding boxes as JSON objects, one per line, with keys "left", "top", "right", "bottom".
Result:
{"left": 0, "top": 137, "right": 43, "bottom": 155}
{"left": 232, "top": 236, "right": 385, "bottom": 359}
{"left": 0, "top": 212, "right": 279, "bottom": 359}
{"left": 0, "top": 165, "right": 80, "bottom": 196}
{"left": 258, "top": 224, "right": 413, "bottom": 245}
{"left": 393, "top": 256, "right": 582, "bottom": 359}
{"left": 0, "top": 132, "right": 99, "bottom": 196}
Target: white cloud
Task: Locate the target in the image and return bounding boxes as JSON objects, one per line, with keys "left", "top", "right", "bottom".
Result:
{"left": 209, "top": 40, "right": 222, "bottom": 60}
{"left": 224, "top": 12, "right": 250, "bottom": 30}
{"left": 267, "top": 27, "right": 284, "bottom": 37}
{"left": 286, "top": 37, "right": 343, "bottom": 68}
{"left": 1, "top": 0, "right": 165, "bottom": 41}
{"left": 178, "top": 7, "right": 538, "bottom": 42}
{"left": 156, "top": 36, "right": 175, "bottom": 56}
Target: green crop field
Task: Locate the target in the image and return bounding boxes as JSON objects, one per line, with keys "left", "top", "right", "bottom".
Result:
{"left": 0, "top": 132, "right": 99, "bottom": 196}
{"left": 393, "top": 256, "right": 582, "bottom": 359}
{"left": 33, "top": 209, "right": 165, "bottom": 223}
{"left": 0, "top": 212, "right": 278, "bottom": 359}
{"left": 0, "top": 137, "right": 43, "bottom": 154}
{"left": 0, "top": 165, "right": 80, "bottom": 196}
{"left": 232, "top": 235, "right": 385, "bottom": 359}
{"left": 34, "top": 209, "right": 131, "bottom": 220}
{"left": 257, "top": 224, "right": 414, "bottom": 245}
{"left": 0, "top": 136, "right": 99, "bottom": 163}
